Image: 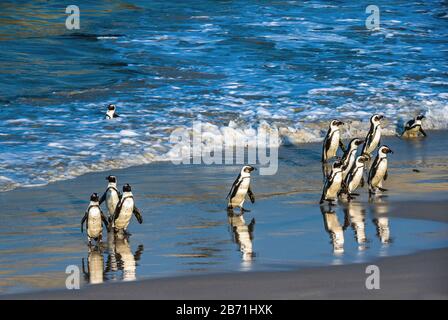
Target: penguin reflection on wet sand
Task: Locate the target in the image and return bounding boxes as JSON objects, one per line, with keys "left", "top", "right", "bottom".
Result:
{"left": 368, "top": 146, "right": 393, "bottom": 195}
{"left": 81, "top": 193, "right": 109, "bottom": 246}
{"left": 342, "top": 201, "right": 367, "bottom": 249}
{"left": 226, "top": 165, "right": 256, "bottom": 213}
{"left": 82, "top": 246, "right": 105, "bottom": 285}
{"left": 99, "top": 175, "right": 121, "bottom": 222}
{"left": 105, "top": 104, "right": 120, "bottom": 119}
{"left": 371, "top": 197, "right": 392, "bottom": 245}
{"left": 402, "top": 114, "right": 427, "bottom": 138}
{"left": 320, "top": 206, "right": 345, "bottom": 255}
{"left": 361, "top": 114, "right": 384, "bottom": 158}
{"left": 228, "top": 211, "right": 255, "bottom": 262}
{"left": 110, "top": 184, "right": 143, "bottom": 236}
{"left": 320, "top": 161, "right": 344, "bottom": 205}
{"left": 322, "top": 119, "right": 345, "bottom": 163}
{"left": 114, "top": 233, "right": 144, "bottom": 281}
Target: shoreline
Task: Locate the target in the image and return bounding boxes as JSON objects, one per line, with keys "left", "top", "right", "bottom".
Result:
{"left": 3, "top": 247, "right": 447, "bottom": 300}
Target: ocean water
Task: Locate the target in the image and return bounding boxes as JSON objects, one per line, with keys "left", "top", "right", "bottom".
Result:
{"left": 0, "top": 0, "right": 447, "bottom": 191}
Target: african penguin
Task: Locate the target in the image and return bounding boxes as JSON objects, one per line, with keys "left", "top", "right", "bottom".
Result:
{"left": 361, "top": 114, "right": 384, "bottom": 157}
{"left": 105, "top": 104, "right": 120, "bottom": 119}
{"left": 320, "top": 161, "right": 344, "bottom": 205}
{"left": 110, "top": 184, "right": 143, "bottom": 235}
{"left": 402, "top": 114, "right": 427, "bottom": 138}
{"left": 99, "top": 175, "right": 121, "bottom": 221}
{"left": 340, "top": 138, "right": 364, "bottom": 179}
{"left": 368, "top": 145, "right": 393, "bottom": 195}
{"left": 342, "top": 155, "right": 368, "bottom": 198}
{"left": 81, "top": 193, "right": 109, "bottom": 245}
{"left": 322, "top": 119, "right": 345, "bottom": 163}
{"left": 226, "top": 165, "right": 256, "bottom": 212}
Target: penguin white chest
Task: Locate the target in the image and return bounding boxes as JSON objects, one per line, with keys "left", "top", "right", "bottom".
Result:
{"left": 106, "top": 110, "right": 114, "bottom": 119}
{"left": 372, "top": 159, "right": 387, "bottom": 187}
{"left": 115, "top": 198, "right": 134, "bottom": 229}
{"left": 367, "top": 127, "right": 381, "bottom": 153}
{"left": 326, "top": 173, "right": 343, "bottom": 199}
{"left": 87, "top": 207, "right": 102, "bottom": 238}
{"left": 231, "top": 178, "right": 250, "bottom": 207}
{"left": 106, "top": 190, "right": 119, "bottom": 216}
{"left": 342, "top": 151, "right": 356, "bottom": 178}
{"left": 328, "top": 131, "right": 340, "bottom": 158}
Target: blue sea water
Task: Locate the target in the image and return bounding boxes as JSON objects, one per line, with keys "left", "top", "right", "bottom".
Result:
{"left": 0, "top": 0, "right": 447, "bottom": 191}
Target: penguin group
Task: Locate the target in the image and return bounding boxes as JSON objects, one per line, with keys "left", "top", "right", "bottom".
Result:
{"left": 320, "top": 113, "right": 427, "bottom": 205}
{"left": 81, "top": 175, "right": 143, "bottom": 246}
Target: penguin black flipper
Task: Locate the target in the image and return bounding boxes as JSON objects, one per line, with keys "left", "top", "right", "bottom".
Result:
{"left": 99, "top": 191, "right": 106, "bottom": 205}
{"left": 384, "top": 170, "right": 388, "bottom": 181}
{"left": 419, "top": 126, "right": 427, "bottom": 137}
{"left": 360, "top": 176, "right": 365, "bottom": 188}
{"left": 339, "top": 140, "right": 346, "bottom": 152}
{"left": 112, "top": 200, "right": 123, "bottom": 222}
{"left": 81, "top": 211, "right": 88, "bottom": 233}
{"left": 247, "top": 186, "right": 255, "bottom": 203}
{"left": 368, "top": 155, "right": 381, "bottom": 185}
{"left": 113, "top": 113, "right": 120, "bottom": 118}
{"left": 133, "top": 206, "right": 143, "bottom": 224}
{"left": 226, "top": 174, "right": 241, "bottom": 200}
{"left": 100, "top": 209, "right": 109, "bottom": 228}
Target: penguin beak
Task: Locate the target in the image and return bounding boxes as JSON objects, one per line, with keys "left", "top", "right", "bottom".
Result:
{"left": 337, "top": 121, "right": 344, "bottom": 126}
{"left": 388, "top": 149, "right": 394, "bottom": 154}
{"left": 356, "top": 140, "right": 364, "bottom": 145}
{"left": 379, "top": 115, "right": 384, "bottom": 120}
{"left": 250, "top": 167, "right": 256, "bottom": 172}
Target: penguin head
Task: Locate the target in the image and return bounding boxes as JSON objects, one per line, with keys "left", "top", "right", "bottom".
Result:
{"left": 350, "top": 138, "right": 364, "bottom": 148}
{"left": 90, "top": 193, "right": 99, "bottom": 202}
{"left": 123, "top": 183, "right": 132, "bottom": 192}
{"left": 106, "top": 175, "right": 117, "bottom": 183}
{"left": 356, "top": 155, "right": 368, "bottom": 165}
{"left": 330, "top": 119, "right": 344, "bottom": 129}
{"left": 379, "top": 145, "right": 393, "bottom": 155}
{"left": 107, "top": 104, "right": 116, "bottom": 111}
{"left": 332, "top": 161, "right": 343, "bottom": 172}
{"left": 371, "top": 114, "right": 384, "bottom": 124}
{"left": 416, "top": 114, "right": 426, "bottom": 121}
{"left": 242, "top": 165, "right": 256, "bottom": 174}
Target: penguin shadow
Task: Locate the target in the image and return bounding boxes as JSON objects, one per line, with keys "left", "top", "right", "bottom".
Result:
{"left": 340, "top": 199, "right": 368, "bottom": 251}
{"left": 320, "top": 205, "right": 346, "bottom": 255}
{"left": 82, "top": 245, "right": 106, "bottom": 285}
{"left": 105, "top": 232, "right": 144, "bottom": 282}
{"left": 369, "top": 197, "right": 392, "bottom": 245}
{"left": 227, "top": 210, "right": 256, "bottom": 265}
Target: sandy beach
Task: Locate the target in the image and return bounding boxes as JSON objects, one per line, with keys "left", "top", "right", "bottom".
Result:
{"left": 0, "top": 130, "right": 447, "bottom": 299}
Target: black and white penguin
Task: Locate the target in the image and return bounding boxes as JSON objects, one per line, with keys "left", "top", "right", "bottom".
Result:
{"left": 340, "top": 138, "right": 364, "bottom": 179}
{"left": 320, "top": 161, "right": 344, "bottom": 205}
{"left": 361, "top": 114, "right": 384, "bottom": 157}
{"left": 322, "top": 119, "right": 345, "bottom": 163}
{"left": 110, "top": 184, "right": 143, "bottom": 235}
{"left": 368, "top": 145, "right": 393, "bottom": 194}
{"left": 99, "top": 175, "right": 121, "bottom": 221}
{"left": 402, "top": 114, "right": 427, "bottom": 138}
{"left": 81, "top": 193, "right": 109, "bottom": 245}
{"left": 105, "top": 104, "right": 119, "bottom": 119}
{"left": 226, "top": 165, "right": 256, "bottom": 212}
{"left": 342, "top": 155, "right": 368, "bottom": 198}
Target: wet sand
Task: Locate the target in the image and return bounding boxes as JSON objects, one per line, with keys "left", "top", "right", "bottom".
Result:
{"left": 0, "top": 130, "right": 447, "bottom": 298}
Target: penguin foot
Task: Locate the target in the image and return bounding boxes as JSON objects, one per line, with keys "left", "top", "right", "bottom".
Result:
{"left": 378, "top": 187, "right": 388, "bottom": 192}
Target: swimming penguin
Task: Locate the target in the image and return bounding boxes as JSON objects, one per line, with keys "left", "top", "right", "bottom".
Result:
{"left": 342, "top": 155, "right": 369, "bottom": 198}
{"left": 81, "top": 193, "right": 109, "bottom": 245}
{"left": 368, "top": 145, "right": 393, "bottom": 195}
{"left": 340, "top": 138, "right": 364, "bottom": 179}
{"left": 322, "top": 119, "right": 346, "bottom": 163}
{"left": 105, "top": 104, "right": 119, "bottom": 119}
{"left": 110, "top": 184, "right": 143, "bottom": 235}
{"left": 402, "top": 114, "right": 427, "bottom": 138}
{"left": 320, "top": 161, "right": 344, "bottom": 205}
{"left": 226, "top": 165, "right": 256, "bottom": 213}
{"left": 361, "top": 114, "right": 384, "bottom": 157}
{"left": 99, "top": 175, "right": 121, "bottom": 220}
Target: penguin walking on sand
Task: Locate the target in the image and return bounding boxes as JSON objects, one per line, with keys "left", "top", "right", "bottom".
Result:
{"left": 226, "top": 165, "right": 256, "bottom": 213}
{"left": 105, "top": 104, "right": 120, "bottom": 119}
{"left": 340, "top": 138, "right": 364, "bottom": 179}
{"left": 81, "top": 193, "right": 109, "bottom": 245}
{"left": 402, "top": 115, "right": 427, "bottom": 138}
{"left": 322, "top": 120, "right": 345, "bottom": 163}
{"left": 99, "top": 175, "right": 122, "bottom": 222}
{"left": 342, "top": 155, "right": 368, "bottom": 199}
{"left": 361, "top": 114, "right": 384, "bottom": 157}
{"left": 368, "top": 145, "right": 393, "bottom": 195}
{"left": 320, "top": 161, "right": 344, "bottom": 205}
{"left": 110, "top": 184, "right": 143, "bottom": 235}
